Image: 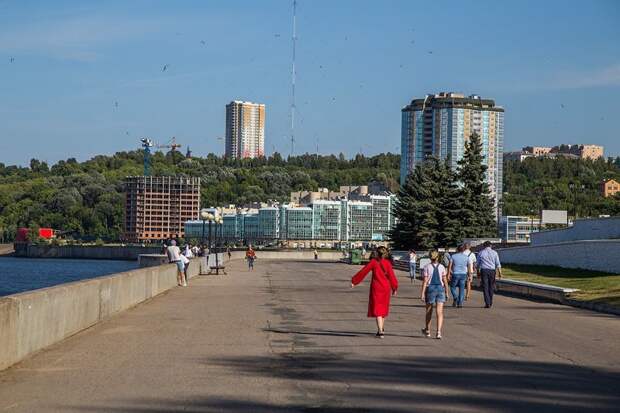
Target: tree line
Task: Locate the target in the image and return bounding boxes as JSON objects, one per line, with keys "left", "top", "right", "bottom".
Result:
{"left": 0, "top": 147, "right": 618, "bottom": 243}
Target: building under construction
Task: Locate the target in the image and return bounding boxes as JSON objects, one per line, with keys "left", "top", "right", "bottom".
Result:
{"left": 123, "top": 176, "right": 200, "bottom": 243}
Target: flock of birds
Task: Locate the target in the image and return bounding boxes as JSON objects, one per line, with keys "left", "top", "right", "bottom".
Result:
{"left": 6, "top": 25, "right": 604, "bottom": 146}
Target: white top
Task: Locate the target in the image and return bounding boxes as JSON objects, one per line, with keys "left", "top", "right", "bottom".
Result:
{"left": 409, "top": 252, "right": 417, "bottom": 263}
{"left": 184, "top": 246, "right": 194, "bottom": 258}
{"left": 464, "top": 249, "right": 477, "bottom": 266}
{"left": 422, "top": 263, "right": 448, "bottom": 287}
{"left": 167, "top": 245, "right": 181, "bottom": 262}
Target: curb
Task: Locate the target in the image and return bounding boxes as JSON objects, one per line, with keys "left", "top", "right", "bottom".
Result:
{"left": 562, "top": 298, "right": 620, "bottom": 316}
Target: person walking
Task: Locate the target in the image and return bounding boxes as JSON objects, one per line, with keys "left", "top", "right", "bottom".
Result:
{"left": 182, "top": 244, "right": 193, "bottom": 282}
{"left": 166, "top": 240, "right": 186, "bottom": 287}
{"left": 463, "top": 242, "right": 477, "bottom": 301}
{"left": 246, "top": 246, "right": 256, "bottom": 271}
{"left": 313, "top": 249, "right": 319, "bottom": 260}
{"left": 408, "top": 249, "right": 417, "bottom": 283}
{"left": 448, "top": 244, "right": 472, "bottom": 308}
{"left": 350, "top": 246, "right": 398, "bottom": 338}
{"left": 226, "top": 246, "right": 232, "bottom": 261}
{"left": 420, "top": 250, "right": 449, "bottom": 339}
{"left": 477, "top": 241, "right": 502, "bottom": 308}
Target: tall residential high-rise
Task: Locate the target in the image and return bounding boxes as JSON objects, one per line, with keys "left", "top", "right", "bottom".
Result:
{"left": 225, "top": 100, "right": 265, "bottom": 159}
{"left": 400, "top": 92, "right": 505, "bottom": 214}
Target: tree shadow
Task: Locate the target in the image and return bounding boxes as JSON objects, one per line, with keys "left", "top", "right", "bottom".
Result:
{"left": 62, "top": 355, "right": 620, "bottom": 412}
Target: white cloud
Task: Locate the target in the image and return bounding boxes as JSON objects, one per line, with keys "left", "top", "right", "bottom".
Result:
{"left": 0, "top": 14, "right": 163, "bottom": 61}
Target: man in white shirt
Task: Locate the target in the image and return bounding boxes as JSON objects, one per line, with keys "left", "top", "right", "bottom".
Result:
{"left": 463, "top": 242, "right": 477, "bottom": 300}
{"left": 166, "top": 240, "right": 186, "bottom": 287}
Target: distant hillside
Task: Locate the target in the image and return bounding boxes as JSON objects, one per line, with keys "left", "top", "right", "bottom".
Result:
{"left": 1, "top": 152, "right": 617, "bottom": 242}
{"left": 503, "top": 156, "right": 620, "bottom": 217}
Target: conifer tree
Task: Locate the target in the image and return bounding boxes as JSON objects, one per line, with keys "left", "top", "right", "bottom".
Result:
{"left": 457, "top": 132, "right": 496, "bottom": 237}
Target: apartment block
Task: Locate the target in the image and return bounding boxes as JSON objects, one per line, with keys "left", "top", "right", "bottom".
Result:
{"left": 225, "top": 100, "right": 265, "bottom": 159}
{"left": 123, "top": 176, "right": 200, "bottom": 242}
{"left": 400, "top": 92, "right": 504, "bottom": 216}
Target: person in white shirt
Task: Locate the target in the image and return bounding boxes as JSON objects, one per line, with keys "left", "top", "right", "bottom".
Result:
{"left": 408, "top": 249, "right": 417, "bottom": 283}
{"left": 463, "top": 242, "right": 477, "bottom": 300}
{"left": 420, "top": 250, "right": 449, "bottom": 339}
{"left": 166, "top": 240, "right": 186, "bottom": 287}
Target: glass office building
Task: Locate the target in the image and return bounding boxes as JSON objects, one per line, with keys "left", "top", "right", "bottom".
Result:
{"left": 184, "top": 195, "right": 395, "bottom": 244}
{"left": 499, "top": 216, "right": 541, "bottom": 243}
{"left": 312, "top": 200, "right": 341, "bottom": 240}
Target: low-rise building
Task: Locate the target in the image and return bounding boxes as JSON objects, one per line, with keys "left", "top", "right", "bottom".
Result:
{"left": 601, "top": 179, "right": 620, "bottom": 198}
{"left": 499, "top": 215, "right": 542, "bottom": 243}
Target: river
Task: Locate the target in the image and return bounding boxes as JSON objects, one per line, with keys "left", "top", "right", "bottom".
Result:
{"left": 0, "top": 257, "right": 138, "bottom": 297}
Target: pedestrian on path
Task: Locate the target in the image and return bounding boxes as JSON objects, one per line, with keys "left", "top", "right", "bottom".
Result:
{"left": 350, "top": 246, "right": 398, "bottom": 338}
{"left": 408, "top": 249, "right": 417, "bottom": 283}
{"left": 463, "top": 242, "right": 477, "bottom": 301}
{"left": 477, "top": 241, "right": 502, "bottom": 308}
{"left": 246, "top": 246, "right": 256, "bottom": 271}
{"left": 166, "top": 240, "right": 187, "bottom": 287}
{"left": 314, "top": 249, "right": 319, "bottom": 260}
{"left": 448, "top": 244, "right": 472, "bottom": 308}
{"left": 227, "top": 246, "right": 232, "bottom": 261}
{"left": 421, "top": 250, "right": 448, "bottom": 339}
{"left": 182, "top": 244, "right": 193, "bottom": 283}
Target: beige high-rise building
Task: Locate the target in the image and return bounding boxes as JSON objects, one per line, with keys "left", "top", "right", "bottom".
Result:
{"left": 225, "top": 100, "right": 265, "bottom": 159}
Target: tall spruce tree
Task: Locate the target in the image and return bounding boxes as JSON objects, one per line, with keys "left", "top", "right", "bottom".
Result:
{"left": 390, "top": 157, "right": 460, "bottom": 249}
{"left": 457, "top": 132, "right": 496, "bottom": 237}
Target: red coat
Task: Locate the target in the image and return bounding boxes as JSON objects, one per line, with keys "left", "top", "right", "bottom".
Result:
{"left": 352, "top": 258, "right": 399, "bottom": 317}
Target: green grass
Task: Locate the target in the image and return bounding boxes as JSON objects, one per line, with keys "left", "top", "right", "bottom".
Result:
{"left": 503, "top": 264, "right": 620, "bottom": 307}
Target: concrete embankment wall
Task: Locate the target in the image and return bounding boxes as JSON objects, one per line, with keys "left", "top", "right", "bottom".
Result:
{"left": 237, "top": 250, "right": 343, "bottom": 261}
{"left": 532, "top": 217, "right": 620, "bottom": 246}
{"left": 14, "top": 245, "right": 162, "bottom": 260}
{"left": 0, "top": 260, "right": 200, "bottom": 371}
{"left": 498, "top": 240, "right": 620, "bottom": 273}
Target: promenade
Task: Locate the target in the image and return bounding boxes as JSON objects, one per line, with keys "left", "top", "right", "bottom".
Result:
{"left": 1, "top": 259, "right": 619, "bottom": 412}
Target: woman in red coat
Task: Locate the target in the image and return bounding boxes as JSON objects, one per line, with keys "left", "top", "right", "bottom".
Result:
{"left": 351, "top": 246, "right": 398, "bottom": 338}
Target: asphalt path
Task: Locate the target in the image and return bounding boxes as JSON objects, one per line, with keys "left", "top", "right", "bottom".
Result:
{"left": 1, "top": 260, "right": 619, "bottom": 412}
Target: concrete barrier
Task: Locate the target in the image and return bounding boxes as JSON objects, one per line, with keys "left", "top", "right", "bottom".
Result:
{"left": 14, "top": 244, "right": 162, "bottom": 260}
{"left": 0, "top": 259, "right": 200, "bottom": 371}
{"left": 497, "top": 240, "right": 620, "bottom": 274}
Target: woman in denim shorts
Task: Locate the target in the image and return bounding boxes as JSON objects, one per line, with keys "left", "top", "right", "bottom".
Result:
{"left": 420, "top": 250, "right": 449, "bottom": 339}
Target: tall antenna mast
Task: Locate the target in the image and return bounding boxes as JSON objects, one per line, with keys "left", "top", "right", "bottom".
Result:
{"left": 290, "top": 0, "right": 297, "bottom": 157}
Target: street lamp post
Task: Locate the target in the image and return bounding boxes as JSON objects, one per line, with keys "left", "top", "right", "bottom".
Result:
{"left": 200, "top": 209, "right": 215, "bottom": 275}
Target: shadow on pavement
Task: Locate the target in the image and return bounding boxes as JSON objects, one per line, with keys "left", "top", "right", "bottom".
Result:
{"left": 63, "top": 356, "right": 620, "bottom": 412}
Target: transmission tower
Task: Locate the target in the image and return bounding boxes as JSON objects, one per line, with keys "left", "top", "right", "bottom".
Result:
{"left": 290, "top": 0, "right": 297, "bottom": 157}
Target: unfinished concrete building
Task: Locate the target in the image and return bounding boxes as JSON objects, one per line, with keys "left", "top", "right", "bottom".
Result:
{"left": 123, "top": 176, "right": 200, "bottom": 242}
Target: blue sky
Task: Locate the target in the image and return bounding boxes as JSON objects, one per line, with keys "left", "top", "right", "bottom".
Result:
{"left": 1, "top": 0, "right": 619, "bottom": 166}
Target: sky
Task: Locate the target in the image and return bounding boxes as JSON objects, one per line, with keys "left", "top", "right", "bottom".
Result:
{"left": 0, "top": 0, "right": 619, "bottom": 166}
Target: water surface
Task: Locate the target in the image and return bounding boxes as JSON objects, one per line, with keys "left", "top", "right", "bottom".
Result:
{"left": 0, "top": 257, "right": 138, "bottom": 297}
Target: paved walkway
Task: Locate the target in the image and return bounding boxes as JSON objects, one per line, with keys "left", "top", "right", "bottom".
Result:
{"left": 1, "top": 260, "right": 619, "bottom": 412}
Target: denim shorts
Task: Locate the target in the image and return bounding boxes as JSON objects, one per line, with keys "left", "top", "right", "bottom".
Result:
{"left": 175, "top": 261, "right": 185, "bottom": 272}
{"left": 426, "top": 285, "right": 446, "bottom": 304}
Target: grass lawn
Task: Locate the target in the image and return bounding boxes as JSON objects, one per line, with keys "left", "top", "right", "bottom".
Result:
{"left": 503, "top": 264, "right": 620, "bottom": 307}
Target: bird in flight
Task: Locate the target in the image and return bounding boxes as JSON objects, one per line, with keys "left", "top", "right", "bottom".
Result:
{"left": 162, "top": 64, "right": 169, "bottom": 72}
{"left": 427, "top": 50, "right": 433, "bottom": 54}
{"left": 9, "top": 57, "right": 14, "bottom": 63}
{"left": 114, "top": 101, "right": 119, "bottom": 108}
{"left": 274, "top": 33, "right": 281, "bottom": 38}
{"left": 560, "top": 103, "right": 565, "bottom": 108}
{"left": 200, "top": 40, "right": 206, "bottom": 45}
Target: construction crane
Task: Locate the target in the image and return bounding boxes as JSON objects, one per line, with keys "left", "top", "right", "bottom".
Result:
{"left": 139, "top": 137, "right": 183, "bottom": 176}
{"left": 140, "top": 138, "right": 154, "bottom": 176}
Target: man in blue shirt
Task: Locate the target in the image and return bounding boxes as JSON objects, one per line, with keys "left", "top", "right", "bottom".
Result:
{"left": 477, "top": 241, "right": 502, "bottom": 308}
